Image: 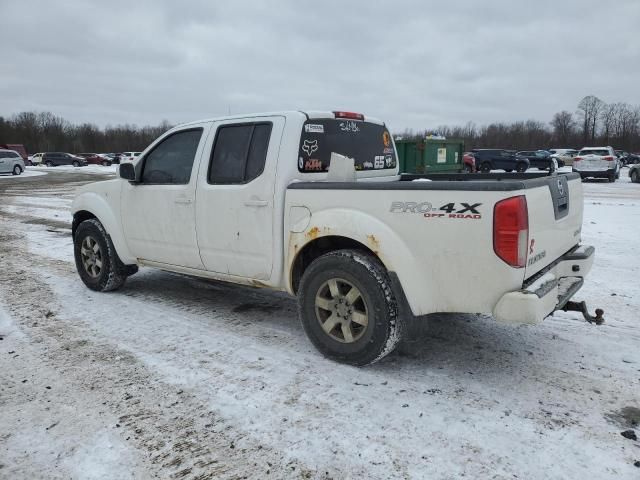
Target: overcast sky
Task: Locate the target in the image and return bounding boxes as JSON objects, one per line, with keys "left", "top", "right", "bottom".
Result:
{"left": 1, "top": 0, "right": 639, "bottom": 131}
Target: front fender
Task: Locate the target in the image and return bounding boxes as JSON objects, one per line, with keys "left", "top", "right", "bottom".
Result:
{"left": 72, "top": 184, "right": 136, "bottom": 264}
{"left": 287, "top": 208, "right": 435, "bottom": 316}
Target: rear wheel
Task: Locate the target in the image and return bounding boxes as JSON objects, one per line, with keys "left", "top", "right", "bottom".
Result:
{"left": 608, "top": 171, "right": 616, "bottom": 183}
{"left": 631, "top": 169, "right": 639, "bottom": 183}
{"left": 74, "top": 219, "right": 132, "bottom": 292}
{"left": 45, "top": 161, "right": 53, "bottom": 167}
{"left": 479, "top": 162, "right": 491, "bottom": 173}
{"left": 298, "top": 249, "right": 404, "bottom": 366}
{"left": 12, "top": 165, "right": 22, "bottom": 175}
{"left": 72, "top": 160, "right": 80, "bottom": 167}
{"left": 516, "top": 162, "right": 527, "bottom": 173}
{"left": 102, "top": 160, "right": 110, "bottom": 166}
{"left": 504, "top": 169, "right": 513, "bottom": 173}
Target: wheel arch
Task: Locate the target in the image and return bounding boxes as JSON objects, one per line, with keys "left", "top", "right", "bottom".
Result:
{"left": 286, "top": 210, "right": 434, "bottom": 316}
{"left": 72, "top": 192, "right": 136, "bottom": 264}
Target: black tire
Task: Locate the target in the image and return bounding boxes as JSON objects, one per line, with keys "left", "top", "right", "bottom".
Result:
{"left": 608, "top": 172, "right": 616, "bottom": 183}
{"left": 74, "top": 218, "right": 129, "bottom": 292}
{"left": 516, "top": 162, "right": 527, "bottom": 173}
{"left": 72, "top": 160, "right": 80, "bottom": 167}
{"left": 463, "top": 164, "right": 472, "bottom": 173}
{"left": 297, "top": 249, "right": 404, "bottom": 366}
{"left": 102, "top": 160, "right": 110, "bottom": 166}
{"left": 631, "top": 169, "right": 639, "bottom": 183}
{"left": 12, "top": 165, "right": 22, "bottom": 175}
{"left": 504, "top": 169, "right": 513, "bottom": 173}
{"left": 479, "top": 162, "right": 491, "bottom": 173}
{"left": 45, "top": 161, "right": 53, "bottom": 167}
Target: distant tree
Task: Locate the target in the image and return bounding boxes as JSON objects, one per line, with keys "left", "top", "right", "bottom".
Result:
{"left": 577, "top": 95, "right": 604, "bottom": 145}
{"left": 550, "top": 110, "right": 576, "bottom": 146}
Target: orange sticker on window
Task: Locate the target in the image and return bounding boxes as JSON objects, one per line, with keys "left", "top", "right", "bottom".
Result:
{"left": 383, "top": 131, "right": 391, "bottom": 148}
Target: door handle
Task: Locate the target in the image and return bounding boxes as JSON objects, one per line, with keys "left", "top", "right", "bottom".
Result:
{"left": 244, "top": 200, "right": 268, "bottom": 207}
{"left": 174, "top": 198, "right": 193, "bottom": 205}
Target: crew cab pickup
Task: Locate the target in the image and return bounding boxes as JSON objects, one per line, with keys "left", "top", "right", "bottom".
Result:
{"left": 71, "top": 110, "right": 595, "bottom": 365}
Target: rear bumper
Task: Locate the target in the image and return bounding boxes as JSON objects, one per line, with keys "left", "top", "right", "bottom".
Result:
{"left": 573, "top": 168, "right": 614, "bottom": 178}
{"left": 493, "top": 245, "right": 595, "bottom": 324}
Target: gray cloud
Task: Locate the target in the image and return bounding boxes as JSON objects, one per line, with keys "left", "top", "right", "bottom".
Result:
{"left": 1, "top": 0, "right": 639, "bottom": 131}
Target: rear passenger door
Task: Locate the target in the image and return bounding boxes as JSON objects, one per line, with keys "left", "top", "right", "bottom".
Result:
{"left": 195, "top": 116, "right": 285, "bottom": 280}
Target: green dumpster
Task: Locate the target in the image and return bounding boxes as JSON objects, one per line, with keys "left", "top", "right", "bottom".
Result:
{"left": 395, "top": 137, "right": 465, "bottom": 174}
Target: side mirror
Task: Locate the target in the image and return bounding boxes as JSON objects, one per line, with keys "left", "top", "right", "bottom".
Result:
{"left": 119, "top": 162, "right": 137, "bottom": 182}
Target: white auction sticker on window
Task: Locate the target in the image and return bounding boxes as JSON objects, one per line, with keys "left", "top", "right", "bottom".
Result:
{"left": 304, "top": 124, "right": 324, "bottom": 134}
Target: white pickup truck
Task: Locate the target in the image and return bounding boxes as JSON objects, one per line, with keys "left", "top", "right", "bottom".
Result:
{"left": 71, "top": 110, "right": 597, "bottom": 365}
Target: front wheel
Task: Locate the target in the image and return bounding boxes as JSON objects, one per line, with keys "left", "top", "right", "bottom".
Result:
{"left": 74, "top": 219, "right": 129, "bottom": 292}
{"left": 298, "top": 250, "right": 404, "bottom": 366}
{"left": 72, "top": 160, "right": 80, "bottom": 167}
{"left": 516, "top": 162, "right": 528, "bottom": 173}
{"left": 12, "top": 165, "right": 23, "bottom": 175}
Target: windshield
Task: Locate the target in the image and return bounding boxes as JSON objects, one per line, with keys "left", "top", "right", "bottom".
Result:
{"left": 298, "top": 119, "right": 396, "bottom": 172}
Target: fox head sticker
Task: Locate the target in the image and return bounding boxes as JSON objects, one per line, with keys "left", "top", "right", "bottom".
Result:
{"left": 302, "top": 139, "right": 318, "bottom": 157}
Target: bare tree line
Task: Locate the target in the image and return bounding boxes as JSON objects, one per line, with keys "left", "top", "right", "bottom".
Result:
{"left": 0, "top": 111, "right": 172, "bottom": 154}
{"left": 2, "top": 96, "right": 639, "bottom": 155}
{"left": 396, "top": 96, "right": 640, "bottom": 152}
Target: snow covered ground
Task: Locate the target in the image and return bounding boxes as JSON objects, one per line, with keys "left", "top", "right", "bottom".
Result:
{"left": 0, "top": 170, "right": 639, "bottom": 479}
{"left": 28, "top": 164, "right": 118, "bottom": 175}
{"left": 0, "top": 169, "right": 48, "bottom": 180}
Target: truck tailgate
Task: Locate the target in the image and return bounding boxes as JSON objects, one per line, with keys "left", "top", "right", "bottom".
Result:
{"left": 523, "top": 174, "right": 583, "bottom": 278}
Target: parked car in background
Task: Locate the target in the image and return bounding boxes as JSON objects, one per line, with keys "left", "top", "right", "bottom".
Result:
{"left": 573, "top": 147, "right": 620, "bottom": 182}
{"left": 120, "top": 152, "right": 142, "bottom": 163}
{"left": 0, "top": 149, "right": 26, "bottom": 175}
{"left": 0, "top": 144, "right": 28, "bottom": 163}
{"left": 615, "top": 150, "right": 640, "bottom": 166}
{"left": 516, "top": 150, "right": 558, "bottom": 170}
{"left": 42, "top": 152, "right": 88, "bottom": 167}
{"left": 30, "top": 152, "right": 45, "bottom": 165}
{"left": 462, "top": 152, "right": 476, "bottom": 173}
{"left": 471, "top": 149, "right": 529, "bottom": 173}
{"left": 76, "top": 153, "right": 112, "bottom": 166}
{"left": 549, "top": 148, "right": 578, "bottom": 167}
{"left": 629, "top": 163, "right": 640, "bottom": 183}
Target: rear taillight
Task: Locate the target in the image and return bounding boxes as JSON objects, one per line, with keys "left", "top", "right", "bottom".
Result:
{"left": 574, "top": 156, "right": 582, "bottom": 162}
{"left": 494, "top": 195, "right": 528, "bottom": 268}
{"left": 602, "top": 156, "right": 614, "bottom": 161}
{"left": 333, "top": 111, "right": 365, "bottom": 121}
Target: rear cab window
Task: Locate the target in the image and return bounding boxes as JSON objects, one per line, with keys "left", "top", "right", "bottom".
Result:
{"left": 298, "top": 118, "right": 396, "bottom": 173}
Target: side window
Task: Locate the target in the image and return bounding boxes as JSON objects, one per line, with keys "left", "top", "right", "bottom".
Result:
{"left": 0, "top": 152, "right": 8, "bottom": 159}
{"left": 141, "top": 128, "right": 203, "bottom": 184}
{"left": 208, "top": 122, "right": 272, "bottom": 184}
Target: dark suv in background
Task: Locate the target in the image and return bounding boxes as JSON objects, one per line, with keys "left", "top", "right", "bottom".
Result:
{"left": 42, "top": 152, "right": 88, "bottom": 167}
{"left": 471, "top": 149, "right": 529, "bottom": 173}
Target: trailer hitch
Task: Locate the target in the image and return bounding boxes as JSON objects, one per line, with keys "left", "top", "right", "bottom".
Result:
{"left": 562, "top": 301, "right": 604, "bottom": 325}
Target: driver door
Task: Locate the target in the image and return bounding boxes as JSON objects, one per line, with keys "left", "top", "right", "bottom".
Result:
{"left": 121, "top": 123, "right": 211, "bottom": 268}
